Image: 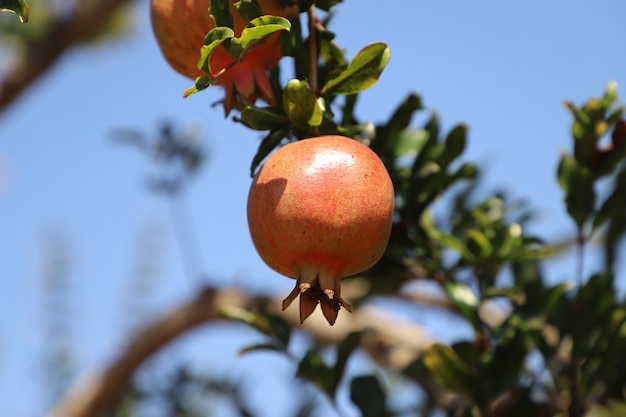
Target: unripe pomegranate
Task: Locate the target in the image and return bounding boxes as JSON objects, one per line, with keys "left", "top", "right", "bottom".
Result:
{"left": 247, "top": 136, "right": 395, "bottom": 325}
{"left": 150, "top": 0, "right": 298, "bottom": 114}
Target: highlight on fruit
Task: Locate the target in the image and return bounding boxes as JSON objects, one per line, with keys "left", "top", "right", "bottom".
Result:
{"left": 246, "top": 135, "right": 395, "bottom": 325}
{"left": 150, "top": 0, "right": 298, "bottom": 114}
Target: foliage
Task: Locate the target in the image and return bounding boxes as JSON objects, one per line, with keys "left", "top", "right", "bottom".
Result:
{"left": 0, "top": 0, "right": 29, "bottom": 23}
{"left": 107, "top": 1, "right": 626, "bottom": 416}
{"left": 8, "top": 0, "right": 626, "bottom": 416}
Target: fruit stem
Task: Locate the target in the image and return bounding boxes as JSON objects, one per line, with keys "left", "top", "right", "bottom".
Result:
{"left": 307, "top": 5, "right": 318, "bottom": 96}
{"left": 307, "top": 5, "right": 320, "bottom": 136}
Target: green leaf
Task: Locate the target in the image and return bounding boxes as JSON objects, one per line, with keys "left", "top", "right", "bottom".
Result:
{"left": 593, "top": 174, "right": 626, "bottom": 230}
{"left": 350, "top": 376, "right": 386, "bottom": 417}
{"left": 219, "top": 305, "right": 291, "bottom": 347}
{"left": 198, "top": 27, "right": 235, "bottom": 74}
{"left": 250, "top": 126, "right": 290, "bottom": 177}
{"left": 410, "top": 112, "right": 440, "bottom": 176}
{"left": 233, "top": 0, "right": 262, "bottom": 20}
{"left": 0, "top": 0, "right": 29, "bottom": 22}
{"left": 209, "top": 0, "right": 234, "bottom": 29}
{"left": 488, "top": 316, "right": 529, "bottom": 397}
{"left": 420, "top": 214, "right": 474, "bottom": 261}
{"left": 296, "top": 349, "right": 334, "bottom": 395}
{"left": 333, "top": 332, "right": 362, "bottom": 393}
{"left": 566, "top": 168, "right": 595, "bottom": 230}
{"left": 183, "top": 75, "right": 218, "bottom": 98}
{"left": 444, "top": 281, "right": 480, "bottom": 328}
{"left": 557, "top": 153, "right": 595, "bottom": 229}
{"left": 466, "top": 228, "right": 493, "bottom": 259}
{"left": 229, "top": 16, "right": 292, "bottom": 59}
{"left": 238, "top": 343, "right": 285, "bottom": 355}
{"left": 571, "top": 273, "right": 616, "bottom": 357}
{"left": 394, "top": 129, "right": 429, "bottom": 160}
{"left": 319, "top": 36, "right": 346, "bottom": 66}
{"left": 385, "top": 94, "right": 423, "bottom": 136}
{"left": 484, "top": 286, "right": 526, "bottom": 305}
{"left": 321, "top": 42, "right": 390, "bottom": 95}
{"left": 439, "top": 124, "right": 467, "bottom": 167}
{"left": 422, "top": 215, "right": 474, "bottom": 262}
{"left": 238, "top": 105, "right": 290, "bottom": 131}
{"left": 557, "top": 152, "right": 576, "bottom": 193}
{"left": 421, "top": 343, "right": 480, "bottom": 401}
{"left": 282, "top": 79, "right": 324, "bottom": 129}
{"left": 370, "top": 93, "right": 422, "bottom": 158}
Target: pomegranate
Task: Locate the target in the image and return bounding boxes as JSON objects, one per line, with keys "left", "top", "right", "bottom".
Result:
{"left": 247, "top": 136, "right": 395, "bottom": 325}
{"left": 150, "top": 0, "right": 299, "bottom": 114}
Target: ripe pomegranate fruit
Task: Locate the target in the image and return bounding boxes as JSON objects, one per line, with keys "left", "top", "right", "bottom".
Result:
{"left": 150, "top": 0, "right": 298, "bottom": 114}
{"left": 247, "top": 136, "right": 395, "bottom": 325}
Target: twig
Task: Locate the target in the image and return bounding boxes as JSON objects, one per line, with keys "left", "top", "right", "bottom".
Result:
{"left": 168, "top": 191, "right": 206, "bottom": 284}
{"left": 0, "top": 0, "right": 135, "bottom": 115}
{"left": 576, "top": 230, "right": 586, "bottom": 286}
{"left": 307, "top": 5, "right": 318, "bottom": 94}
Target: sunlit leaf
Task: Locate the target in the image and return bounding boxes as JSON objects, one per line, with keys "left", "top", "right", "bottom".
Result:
{"left": 421, "top": 343, "right": 480, "bottom": 401}
{"left": 485, "top": 286, "right": 526, "bottom": 305}
{"left": 0, "top": 0, "right": 29, "bottom": 22}
{"left": 321, "top": 42, "right": 390, "bottom": 95}
{"left": 183, "top": 75, "right": 218, "bottom": 98}
{"left": 444, "top": 281, "right": 480, "bottom": 328}
{"left": 219, "top": 305, "right": 291, "bottom": 347}
{"left": 229, "top": 16, "right": 291, "bottom": 59}
{"left": 394, "top": 129, "right": 428, "bottom": 160}
{"left": 466, "top": 228, "right": 493, "bottom": 259}
{"left": 198, "top": 27, "right": 235, "bottom": 74}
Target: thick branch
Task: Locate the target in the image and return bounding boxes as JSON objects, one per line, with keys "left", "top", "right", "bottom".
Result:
{"left": 47, "top": 282, "right": 439, "bottom": 417}
{"left": 46, "top": 286, "right": 241, "bottom": 417}
{"left": 0, "top": 0, "right": 134, "bottom": 115}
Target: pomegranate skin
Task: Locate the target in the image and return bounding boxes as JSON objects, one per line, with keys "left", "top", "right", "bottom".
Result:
{"left": 150, "top": 0, "right": 298, "bottom": 114}
{"left": 247, "top": 136, "right": 395, "bottom": 324}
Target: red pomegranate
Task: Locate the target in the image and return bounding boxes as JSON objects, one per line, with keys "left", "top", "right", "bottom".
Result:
{"left": 150, "top": 0, "right": 299, "bottom": 114}
{"left": 247, "top": 136, "right": 395, "bottom": 325}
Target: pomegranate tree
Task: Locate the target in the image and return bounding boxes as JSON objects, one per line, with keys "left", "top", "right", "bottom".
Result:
{"left": 247, "top": 135, "right": 395, "bottom": 325}
{"left": 150, "top": 0, "right": 298, "bottom": 114}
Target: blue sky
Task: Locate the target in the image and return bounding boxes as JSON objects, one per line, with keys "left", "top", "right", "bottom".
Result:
{"left": 1, "top": 1, "right": 625, "bottom": 415}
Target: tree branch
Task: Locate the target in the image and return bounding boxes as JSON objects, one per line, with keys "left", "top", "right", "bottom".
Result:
{"left": 47, "top": 282, "right": 436, "bottom": 417}
{"left": 0, "top": 0, "right": 134, "bottom": 115}
{"left": 46, "top": 286, "right": 241, "bottom": 417}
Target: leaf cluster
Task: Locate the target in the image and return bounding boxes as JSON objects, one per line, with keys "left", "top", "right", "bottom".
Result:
{"left": 112, "top": 2, "right": 626, "bottom": 417}
{"left": 219, "top": 88, "right": 626, "bottom": 417}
